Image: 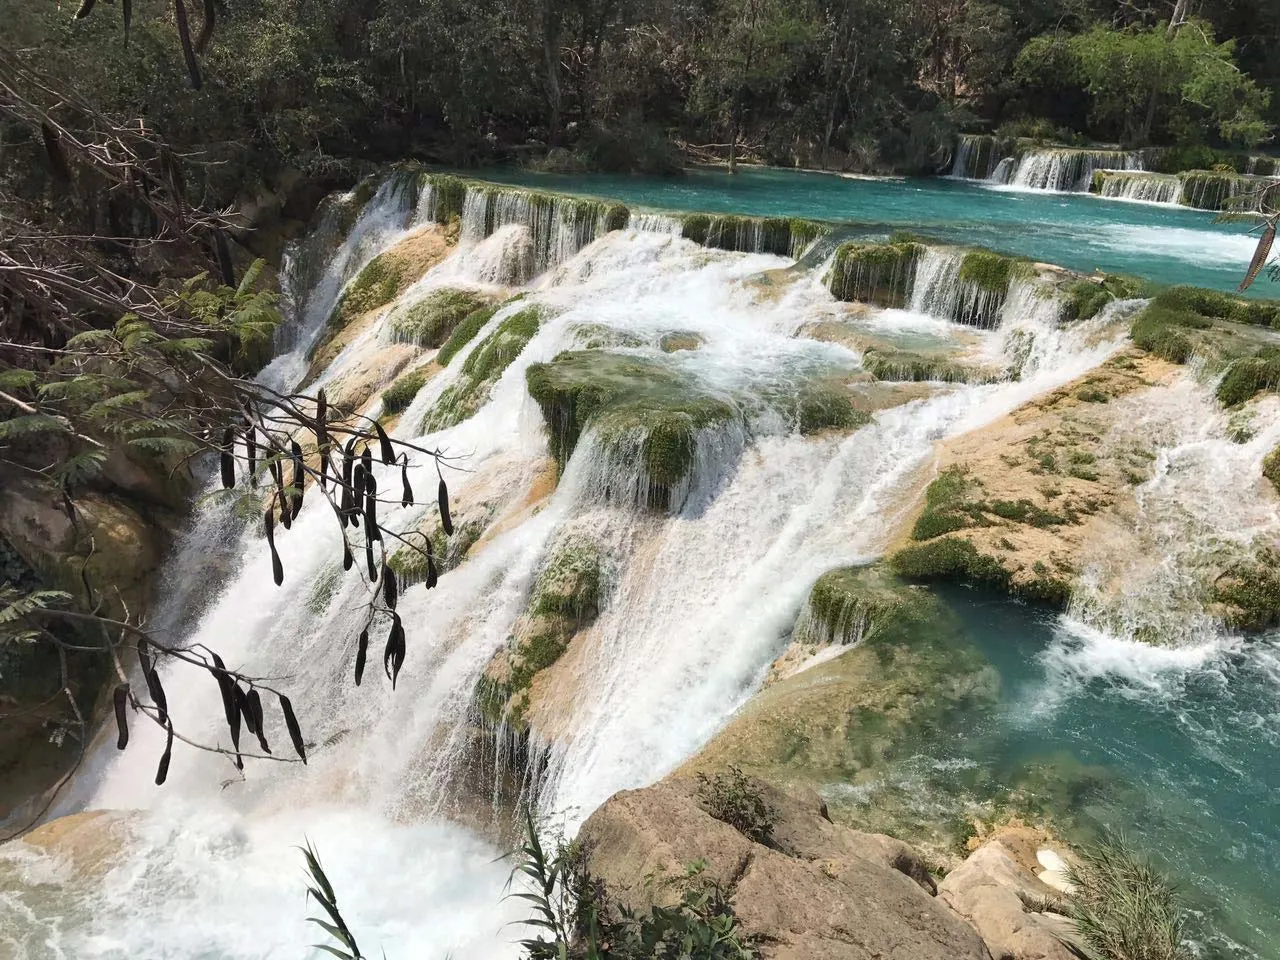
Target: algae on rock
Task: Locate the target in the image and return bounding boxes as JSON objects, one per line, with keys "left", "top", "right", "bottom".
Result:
{"left": 387, "top": 288, "right": 488, "bottom": 348}
{"left": 381, "top": 370, "right": 427, "bottom": 415}
{"left": 680, "top": 213, "right": 825, "bottom": 258}
{"left": 827, "top": 239, "right": 922, "bottom": 308}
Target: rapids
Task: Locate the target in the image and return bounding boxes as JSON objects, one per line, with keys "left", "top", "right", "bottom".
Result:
{"left": 2, "top": 168, "right": 1279, "bottom": 960}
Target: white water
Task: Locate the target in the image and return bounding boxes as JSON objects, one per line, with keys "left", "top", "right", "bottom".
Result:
{"left": 1009, "top": 148, "right": 1141, "bottom": 192}
{"left": 1096, "top": 171, "right": 1182, "bottom": 205}
{"left": 4, "top": 174, "right": 1275, "bottom": 958}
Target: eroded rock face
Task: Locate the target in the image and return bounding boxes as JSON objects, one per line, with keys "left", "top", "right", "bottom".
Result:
{"left": 580, "top": 777, "right": 993, "bottom": 960}
{"left": 939, "top": 828, "right": 1078, "bottom": 960}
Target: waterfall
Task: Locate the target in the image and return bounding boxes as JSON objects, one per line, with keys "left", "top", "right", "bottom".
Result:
{"left": 907, "top": 248, "right": 1017, "bottom": 329}
{"left": 1096, "top": 171, "right": 1182, "bottom": 205}
{"left": 1010, "top": 148, "right": 1143, "bottom": 192}
{"left": 950, "top": 134, "right": 1015, "bottom": 181}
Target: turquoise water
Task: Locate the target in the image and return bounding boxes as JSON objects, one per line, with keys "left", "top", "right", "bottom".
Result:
{"left": 471, "top": 166, "right": 1266, "bottom": 295}
{"left": 875, "top": 588, "right": 1280, "bottom": 960}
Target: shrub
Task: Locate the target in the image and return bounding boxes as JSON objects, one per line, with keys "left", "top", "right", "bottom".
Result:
{"left": 1062, "top": 836, "right": 1190, "bottom": 960}
{"left": 696, "top": 766, "right": 777, "bottom": 847}
{"left": 381, "top": 370, "right": 426, "bottom": 415}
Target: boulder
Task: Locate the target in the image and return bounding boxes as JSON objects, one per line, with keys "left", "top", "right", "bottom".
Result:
{"left": 938, "top": 832, "right": 1076, "bottom": 960}
{"left": 580, "top": 777, "right": 992, "bottom": 960}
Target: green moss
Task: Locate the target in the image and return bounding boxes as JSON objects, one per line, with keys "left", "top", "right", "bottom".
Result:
{"left": 681, "top": 213, "right": 826, "bottom": 257}
{"left": 386, "top": 519, "right": 485, "bottom": 586}
{"left": 988, "top": 499, "right": 1065, "bottom": 527}
{"left": 827, "top": 240, "right": 922, "bottom": 307}
{"left": 388, "top": 288, "right": 487, "bottom": 347}
{"left": 1076, "top": 387, "right": 1110, "bottom": 403}
{"left": 525, "top": 350, "right": 739, "bottom": 510}
{"left": 573, "top": 324, "right": 647, "bottom": 350}
{"left": 862, "top": 348, "right": 973, "bottom": 383}
{"left": 421, "top": 173, "right": 468, "bottom": 222}
{"left": 793, "top": 381, "right": 870, "bottom": 435}
{"left": 507, "top": 631, "right": 572, "bottom": 695}
{"left": 957, "top": 250, "right": 1030, "bottom": 294}
{"left": 889, "top": 536, "right": 1011, "bottom": 592}
{"left": 1210, "top": 547, "right": 1280, "bottom": 632}
{"left": 327, "top": 254, "right": 402, "bottom": 331}
{"left": 1264, "top": 445, "right": 1280, "bottom": 494}
{"left": 658, "top": 332, "right": 704, "bottom": 353}
{"left": 381, "top": 370, "right": 427, "bottom": 415}
{"left": 801, "top": 566, "right": 927, "bottom": 646}
{"left": 1063, "top": 275, "right": 1143, "bottom": 321}
{"left": 911, "top": 466, "right": 987, "bottom": 540}
{"left": 435, "top": 304, "right": 501, "bottom": 366}
{"left": 1178, "top": 171, "right": 1244, "bottom": 211}
{"left": 1129, "top": 300, "right": 1212, "bottom": 364}
{"left": 424, "top": 306, "right": 543, "bottom": 431}
{"left": 306, "top": 565, "right": 343, "bottom": 615}
{"left": 531, "top": 538, "right": 600, "bottom": 621}
{"left": 1216, "top": 350, "right": 1280, "bottom": 406}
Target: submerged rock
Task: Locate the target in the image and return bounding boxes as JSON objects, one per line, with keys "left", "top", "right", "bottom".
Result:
{"left": 580, "top": 776, "right": 993, "bottom": 960}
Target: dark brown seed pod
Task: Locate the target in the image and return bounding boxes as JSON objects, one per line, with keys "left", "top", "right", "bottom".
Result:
{"left": 383, "top": 614, "right": 406, "bottom": 688}
{"left": 425, "top": 540, "right": 438, "bottom": 590}
{"left": 195, "top": 0, "right": 215, "bottom": 53}
{"left": 235, "top": 684, "right": 257, "bottom": 737}
{"left": 220, "top": 427, "right": 235, "bottom": 489}
{"left": 351, "top": 463, "right": 366, "bottom": 528}
{"left": 342, "top": 437, "right": 355, "bottom": 490}
{"left": 438, "top": 477, "right": 453, "bottom": 535}
{"left": 213, "top": 228, "right": 235, "bottom": 287}
{"left": 209, "top": 652, "right": 237, "bottom": 731}
{"left": 365, "top": 541, "right": 377, "bottom": 582}
{"left": 246, "top": 426, "right": 257, "bottom": 486}
{"left": 144, "top": 662, "right": 168, "bottom": 727}
{"left": 290, "top": 440, "right": 305, "bottom": 521}
{"left": 227, "top": 682, "right": 243, "bottom": 767}
{"left": 364, "top": 473, "right": 381, "bottom": 543}
{"left": 113, "top": 683, "right": 130, "bottom": 750}
{"left": 401, "top": 454, "right": 414, "bottom": 507}
{"left": 247, "top": 689, "right": 270, "bottom": 753}
{"left": 279, "top": 694, "right": 306, "bottom": 764}
{"left": 136, "top": 636, "right": 152, "bottom": 675}
{"left": 382, "top": 560, "right": 397, "bottom": 611}
{"left": 360, "top": 445, "right": 374, "bottom": 479}
{"left": 74, "top": 0, "right": 95, "bottom": 18}
{"left": 121, "top": 0, "right": 131, "bottom": 36}
{"left": 315, "top": 389, "right": 329, "bottom": 453}
{"left": 342, "top": 539, "right": 353, "bottom": 571}
{"left": 339, "top": 474, "right": 353, "bottom": 524}
{"left": 374, "top": 421, "right": 396, "bottom": 465}
{"left": 265, "top": 508, "right": 283, "bottom": 585}
{"left": 173, "top": 0, "right": 203, "bottom": 89}
{"left": 271, "top": 458, "right": 290, "bottom": 530}
{"left": 155, "top": 720, "right": 174, "bottom": 786}
{"left": 354, "top": 629, "right": 369, "bottom": 686}
{"left": 40, "top": 123, "right": 70, "bottom": 183}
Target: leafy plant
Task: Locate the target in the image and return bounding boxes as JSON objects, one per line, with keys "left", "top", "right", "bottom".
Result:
{"left": 301, "top": 842, "right": 366, "bottom": 960}
{"left": 695, "top": 766, "right": 777, "bottom": 847}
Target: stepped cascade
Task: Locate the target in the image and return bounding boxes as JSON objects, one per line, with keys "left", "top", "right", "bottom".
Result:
{"left": 2, "top": 169, "right": 1278, "bottom": 960}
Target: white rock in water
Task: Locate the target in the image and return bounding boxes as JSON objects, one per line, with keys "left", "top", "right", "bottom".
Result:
{"left": 1037, "top": 848, "right": 1068, "bottom": 873}
{"left": 1037, "top": 848, "right": 1076, "bottom": 893}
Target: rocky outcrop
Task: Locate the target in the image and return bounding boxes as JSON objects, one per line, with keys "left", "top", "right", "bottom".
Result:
{"left": 580, "top": 777, "right": 993, "bottom": 960}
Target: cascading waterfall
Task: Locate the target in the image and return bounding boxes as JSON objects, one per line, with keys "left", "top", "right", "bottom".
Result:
{"left": 1096, "top": 171, "right": 1182, "bottom": 205}
{"left": 1010, "top": 148, "right": 1142, "bottom": 192}
{"left": 6, "top": 172, "right": 1279, "bottom": 960}
{"left": 907, "top": 247, "right": 1013, "bottom": 329}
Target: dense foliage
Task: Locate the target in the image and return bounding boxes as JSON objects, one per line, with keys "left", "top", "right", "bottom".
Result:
{"left": 2, "top": 0, "right": 1276, "bottom": 198}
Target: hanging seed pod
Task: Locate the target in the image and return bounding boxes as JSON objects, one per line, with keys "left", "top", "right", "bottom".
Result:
{"left": 247, "top": 689, "right": 270, "bottom": 753}
{"left": 209, "top": 652, "right": 237, "bottom": 732}
{"left": 360, "top": 445, "right": 374, "bottom": 479}
{"left": 382, "top": 560, "right": 398, "bottom": 611}
{"left": 365, "top": 540, "right": 377, "bottom": 582}
{"left": 213, "top": 228, "right": 235, "bottom": 287}
{"left": 401, "top": 453, "right": 414, "bottom": 507}
{"left": 246, "top": 426, "right": 257, "bottom": 486}
{"left": 1240, "top": 221, "right": 1276, "bottom": 292}
{"left": 354, "top": 629, "right": 369, "bottom": 686}
{"left": 121, "top": 0, "right": 131, "bottom": 37}
{"left": 40, "top": 122, "right": 70, "bottom": 184}
{"left": 438, "top": 476, "right": 453, "bottom": 535}
{"left": 315, "top": 389, "right": 329, "bottom": 450}
{"left": 74, "top": 0, "right": 96, "bottom": 18}
{"left": 382, "top": 614, "right": 406, "bottom": 689}
{"left": 265, "top": 508, "right": 283, "bottom": 585}
{"left": 155, "top": 720, "right": 174, "bottom": 786}
{"left": 339, "top": 474, "right": 353, "bottom": 525}
{"left": 271, "top": 458, "right": 290, "bottom": 530}
{"left": 425, "top": 539, "right": 438, "bottom": 590}
{"left": 290, "top": 440, "right": 305, "bottom": 521}
{"left": 341, "top": 437, "right": 355, "bottom": 491}
{"left": 374, "top": 421, "right": 396, "bottom": 465}
{"left": 173, "top": 0, "right": 203, "bottom": 89}
{"left": 113, "top": 683, "right": 130, "bottom": 750}
{"left": 143, "top": 661, "right": 168, "bottom": 727}
{"left": 351, "top": 463, "right": 366, "bottom": 528}
{"left": 227, "top": 682, "right": 243, "bottom": 769}
{"left": 220, "top": 427, "right": 235, "bottom": 489}
{"left": 364, "top": 473, "right": 381, "bottom": 543}
{"left": 235, "top": 685, "right": 257, "bottom": 737}
{"left": 195, "top": 0, "right": 215, "bottom": 53}
{"left": 279, "top": 694, "right": 306, "bottom": 764}
{"left": 342, "top": 538, "right": 353, "bottom": 571}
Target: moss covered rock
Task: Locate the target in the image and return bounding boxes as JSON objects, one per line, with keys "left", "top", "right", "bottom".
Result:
{"left": 388, "top": 288, "right": 488, "bottom": 347}
{"left": 827, "top": 240, "right": 922, "bottom": 308}
{"left": 1062, "top": 274, "right": 1144, "bottom": 322}
{"left": 1264, "top": 445, "right": 1280, "bottom": 494}
{"left": 423, "top": 305, "right": 543, "bottom": 431}
{"left": 530, "top": 536, "right": 600, "bottom": 620}
{"left": 796, "top": 566, "right": 925, "bottom": 647}
{"left": 525, "top": 350, "right": 740, "bottom": 510}
{"left": 328, "top": 255, "right": 402, "bottom": 331}
{"left": 793, "top": 380, "right": 871, "bottom": 435}
{"left": 381, "top": 370, "right": 427, "bottom": 415}
{"left": 1209, "top": 547, "right": 1280, "bottom": 632}
{"left": 658, "top": 331, "right": 705, "bottom": 353}
{"left": 1216, "top": 350, "right": 1280, "bottom": 406}
{"left": 862, "top": 348, "right": 977, "bottom": 384}
{"left": 681, "top": 214, "right": 825, "bottom": 258}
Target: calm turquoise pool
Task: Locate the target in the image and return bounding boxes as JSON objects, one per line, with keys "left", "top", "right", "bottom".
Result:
{"left": 470, "top": 166, "right": 1266, "bottom": 295}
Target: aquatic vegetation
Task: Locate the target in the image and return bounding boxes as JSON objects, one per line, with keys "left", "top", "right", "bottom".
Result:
{"left": 387, "top": 288, "right": 488, "bottom": 347}
{"left": 327, "top": 254, "right": 402, "bottom": 331}
{"left": 1129, "top": 299, "right": 1213, "bottom": 364}
{"left": 1216, "top": 350, "right": 1280, "bottom": 406}
{"left": 798, "top": 566, "right": 923, "bottom": 647}
{"left": 380, "top": 370, "right": 426, "bottom": 415}
{"left": 861, "top": 348, "right": 975, "bottom": 383}
{"left": 1062, "top": 275, "right": 1143, "bottom": 321}
{"left": 424, "top": 305, "right": 543, "bottom": 431}
{"left": 827, "top": 239, "right": 922, "bottom": 307}
{"left": 530, "top": 537, "right": 600, "bottom": 620}
{"left": 911, "top": 466, "right": 988, "bottom": 540}
{"left": 526, "top": 350, "right": 740, "bottom": 509}
{"left": 435, "top": 302, "right": 503, "bottom": 366}
{"left": 794, "top": 380, "right": 869, "bottom": 434}
{"left": 890, "top": 536, "right": 1012, "bottom": 593}
{"left": 681, "top": 213, "right": 825, "bottom": 258}
{"left": 957, "top": 251, "right": 1030, "bottom": 295}
{"left": 1209, "top": 547, "right": 1280, "bottom": 632}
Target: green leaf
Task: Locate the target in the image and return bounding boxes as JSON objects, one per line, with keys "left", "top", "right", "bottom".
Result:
{"left": 127, "top": 436, "right": 200, "bottom": 457}
{"left": 63, "top": 329, "right": 116, "bottom": 349}
{"left": 308, "top": 945, "right": 355, "bottom": 960}
{"left": 237, "top": 258, "right": 265, "bottom": 297}
{"left": 0, "top": 414, "right": 70, "bottom": 440}
{"left": 52, "top": 450, "right": 107, "bottom": 486}
{"left": 0, "top": 370, "right": 38, "bottom": 391}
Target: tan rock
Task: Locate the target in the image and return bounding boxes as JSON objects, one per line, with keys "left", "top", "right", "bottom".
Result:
{"left": 581, "top": 777, "right": 993, "bottom": 960}
{"left": 18, "top": 810, "right": 134, "bottom": 880}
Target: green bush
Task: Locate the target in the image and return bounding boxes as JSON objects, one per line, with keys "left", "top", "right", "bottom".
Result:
{"left": 381, "top": 370, "right": 426, "bottom": 414}
{"left": 1063, "top": 836, "right": 1190, "bottom": 960}
{"left": 695, "top": 766, "right": 777, "bottom": 847}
